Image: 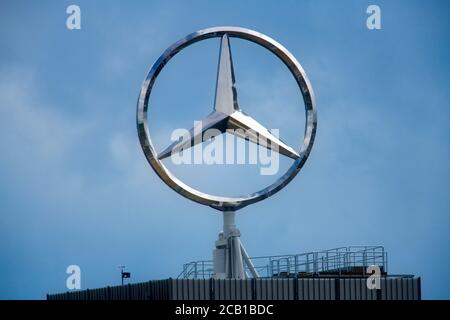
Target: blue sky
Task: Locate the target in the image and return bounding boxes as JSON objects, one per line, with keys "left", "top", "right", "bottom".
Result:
{"left": 0, "top": 0, "right": 449, "bottom": 299}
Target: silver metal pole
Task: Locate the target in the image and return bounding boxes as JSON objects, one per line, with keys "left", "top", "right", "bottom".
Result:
{"left": 240, "top": 243, "right": 260, "bottom": 278}
{"left": 213, "top": 210, "right": 247, "bottom": 279}
{"left": 231, "top": 236, "right": 245, "bottom": 279}
{"left": 222, "top": 210, "right": 236, "bottom": 237}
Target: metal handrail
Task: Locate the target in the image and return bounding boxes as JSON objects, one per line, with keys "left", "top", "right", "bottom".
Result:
{"left": 178, "top": 246, "right": 388, "bottom": 279}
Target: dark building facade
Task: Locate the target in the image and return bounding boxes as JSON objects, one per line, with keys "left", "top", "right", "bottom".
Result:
{"left": 48, "top": 277, "right": 420, "bottom": 300}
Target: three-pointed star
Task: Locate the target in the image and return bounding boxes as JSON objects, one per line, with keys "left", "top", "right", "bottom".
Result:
{"left": 158, "top": 34, "right": 299, "bottom": 161}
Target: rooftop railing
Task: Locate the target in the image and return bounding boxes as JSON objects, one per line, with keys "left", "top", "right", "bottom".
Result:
{"left": 178, "top": 246, "right": 388, "bottom": 279}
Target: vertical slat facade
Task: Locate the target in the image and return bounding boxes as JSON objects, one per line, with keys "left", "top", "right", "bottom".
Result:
{"left": 47, "top": 277, "right": 421, "bottom": 300}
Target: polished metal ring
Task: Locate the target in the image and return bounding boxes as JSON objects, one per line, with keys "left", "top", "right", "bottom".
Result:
{"left": 137, "top": 26, "right": 317, "bottom": 211}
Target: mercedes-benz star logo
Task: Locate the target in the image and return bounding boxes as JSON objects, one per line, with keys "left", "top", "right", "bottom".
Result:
{"left": 137, "top": 27, "right": 317, "bottom": 212}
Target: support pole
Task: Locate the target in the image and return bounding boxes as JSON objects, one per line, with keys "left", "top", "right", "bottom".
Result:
{"left": 213, "top": 210, "right": 256, "bottom": 279}
{"left": 241, "top": 243, "right": 260, "bottom": 278}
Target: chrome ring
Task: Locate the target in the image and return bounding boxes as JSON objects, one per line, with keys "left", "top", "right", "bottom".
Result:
{"left": 137, "top": 26, "right": 317, "bottom": 211}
